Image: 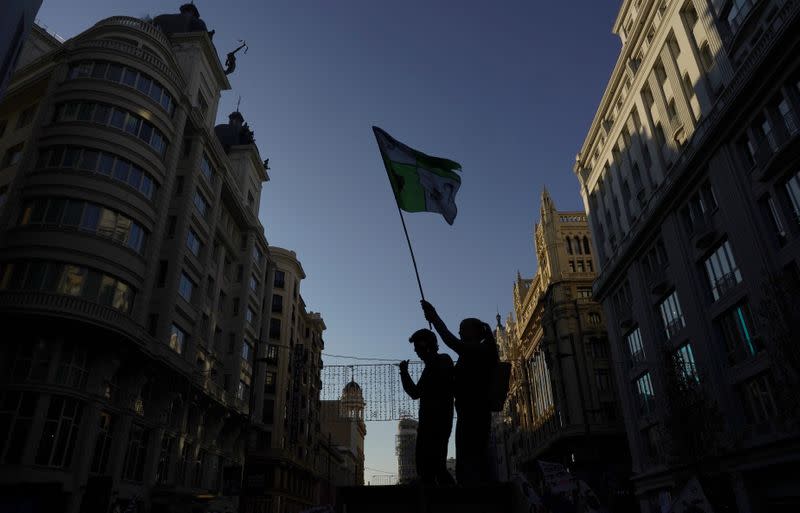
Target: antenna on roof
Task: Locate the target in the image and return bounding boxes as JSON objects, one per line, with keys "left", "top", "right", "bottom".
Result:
{"left": 236, "top": 95, "right": 242, "bottom": 112}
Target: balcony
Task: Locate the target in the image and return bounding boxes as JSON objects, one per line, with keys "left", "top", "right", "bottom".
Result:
{"left": 664, "top": 318, "right": 685, "bottom": 340}
{"left": 714, "top": 272, "right": 741, "bottom": 300}
{"left": 0, "top": 290, "right": 145, "bottom": 341}
{"left": 690, "top": 214, "right": 717, "bottom": 249}
{"left": 754, "top": 122, "right": 800, "bottom": 182}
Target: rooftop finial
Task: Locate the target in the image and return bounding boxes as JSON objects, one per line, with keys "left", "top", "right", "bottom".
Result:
{"left": 236, "top": 95, "right": 241, "bottom": 113}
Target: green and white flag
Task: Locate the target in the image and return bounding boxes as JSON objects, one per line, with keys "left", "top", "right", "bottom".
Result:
{"left": 373, "top": 126, "right": 462, "bottom": 225}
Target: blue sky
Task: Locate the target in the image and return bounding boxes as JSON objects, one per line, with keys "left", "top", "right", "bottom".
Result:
{"left": 38, "top": 0, "right": 621, "bottom": 480}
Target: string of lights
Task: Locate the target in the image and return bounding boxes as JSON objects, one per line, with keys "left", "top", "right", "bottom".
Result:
{"left": 321, "top": 363, "right": 423, "bottom": 421}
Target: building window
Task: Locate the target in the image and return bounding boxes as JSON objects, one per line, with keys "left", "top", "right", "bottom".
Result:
{"left": 266, "top": 345, "right": 279, "bottom": 364}
{"left": 193, "top": 190, "right": 209, "bottom": 218}
{"left": 739, "top": 373, "right": 778, "bottom": 425}
{"left": 236, "top": 380, "right": 249, "bottom": 400}
{"left": 565, "top": 237, "right": 573, "bottom": 254}
{"left": 681, "top": 181, "right": 718, "bottom": 233}
{"left": 717, "top": 302, "right": 762, "bottom": 364}
{"left": 727, "top": 0, "right": 756, "bottom": 33}
{"left": 658, "top": 291, "right": 685, "bottom": 340}
{"left": 265, "top": 371, "right": 276, "bottom": 393}
{"left": 626, "top": 327, "right": 646, "bottom": 365}
{"left": 242, "top": 341, "right": 252, "bottom": 363}
{"left": 583, "top": 236, "right": 591, "bottom": 254}
{"left": 2, "top": 143, "right": 24, "bottom": 167}
{"left": 250, "top": 275, "right": 259, "bottom": 292}
{"left": 778, "top": 97, "right": 798, "bottom": 136}
{"left": 595, "top": 369, "right": 611, "bottom": 392}
{"left": 37, "top": 146, "right": 156, "bottom": 199}
{"left": 587, "top": 312, "right": 602, "bottom": 326}
{"left": 699, "top": 42, "right": 714, "bottom": 71}
{"left": 253, "top": 246, "right": 263, "bottom": 264}
{"left": 16, "top": 104, "right": 37, "bottom": 128}
{"left": 577, "top": 260, "right": 586, "bottom": 273}
{"left": 90, "top": 412, "right": 114, "bottom": 474}
{"left": 577, "top": 287, "right": 593, "bottom": 298}
{"left": 186, "top": 229, "right": 201, "bottom": 257}
{"left": 272, "top": 294, "right": 283, "bottom": 313}
{"left": 704, "top": 240, "right": 742, "bottom": 301}
{"left": 674, "top": 343, "right": 699, "bottom": 383}
{"left": 169, "top": 324, "right": 187, "bottom": 354}
{"left": 786, "top": 170, "right": 800, "bottom": 223}
{"left": 54, "top": 102, "right": 167, "bottom": 156}
{"left": 274, "top": 270, "right": 285, "bottom": 289}
{"left": 200, "top": 153, "right": 215, "bottom": 184}
{"left": 0, "top": 185, "right": 8, "bottom": 210}
{"left": 67, "top": 61, "right": 174, "bottom": 114}
{"left": 20, "top": 198, "right": 148, "bottom": 254}
{"left": 122, "top": 424, "right": 150, "bottom": 481}
{"left": 635, "top": 372, "right": 656, "bottom": 415}
{"left": 55, "top": 343, "right": 88, "bottom": 388}
{"left": 0, "top": 391, "right": 37, "bottom": 464}
{"left": 569, "top": 260, "right": 576, "bottom": 273}
{"left": 269, "top": 319, "right": 281, "bottom": 340}
{"left": 642, "top": 425, "right": 663, "bottom": 464}
{"left": 178, "top": 272, "right": 195, "bottom": 302}
{"left": 588, "top": 337, "right": 607, "bottom": 359}
{"left": 0, "top": 260, "right": 134, "bottom": 313}
{"left": 246, "top": 307, "right": 256, "bottom": 325}
{"left": 157, "top": 261, "right": 168, "bottom": 288}
{"left": 156, "top": 435, "right": 174, "bottom": 484}
{"left": 35, "top": 396, "right": 84, "bottom": 468}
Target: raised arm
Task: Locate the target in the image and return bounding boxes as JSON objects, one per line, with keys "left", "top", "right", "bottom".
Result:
{"left": 421, "top": 300, "right": 463, "bottom": 354}
{"left": 399, "top": 360, "right": 420, "bottom": 399}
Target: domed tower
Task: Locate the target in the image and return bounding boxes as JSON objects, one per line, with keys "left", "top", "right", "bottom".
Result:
{"left": 341, "top": 380, "right": 365, "bottom": 420}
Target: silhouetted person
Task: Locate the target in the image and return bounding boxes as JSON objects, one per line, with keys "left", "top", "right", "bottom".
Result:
{"left": 399, "top": 329, "right": 456, "bottom": 486}
{"left": 421, "top": 300, "right": 498, "bottom": 485}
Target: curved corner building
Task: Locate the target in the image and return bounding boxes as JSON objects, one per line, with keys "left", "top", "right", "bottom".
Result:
{"left": 0, "top": 6, "right": 276, "bottom": 513}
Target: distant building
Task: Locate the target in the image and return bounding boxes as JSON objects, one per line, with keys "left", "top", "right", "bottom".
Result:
{"left": 573, "top": 0, "right": 800, "bottom": 510}
{"left": 242, "top": 247, "right": 328, "bottom": 513}
{"left": 496, "top": 189, "right": 631, "bottom": 508}
{"left": 320, "top": 381, "right": 367, "bottom": 487}
{"left": 0, "top": 0, "right": 43, "bottom": 101}
{"left": 395, "top": 417, "right": 418, "bottom": 484}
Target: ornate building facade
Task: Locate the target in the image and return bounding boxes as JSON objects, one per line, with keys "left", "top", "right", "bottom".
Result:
{"left": 496, "top": 190, "right": 631, "bottom": 508}
{"left": 241, "top": 247, "right": 329, "bottom": 513}
{"left": 320, "top": 382, "right": 367, "bottom": 488}
{"left": 0, "top": 6, "right": 328, "bottom": 513}
{"left": 574, "top": 0, "right": 800, "bottom": 511}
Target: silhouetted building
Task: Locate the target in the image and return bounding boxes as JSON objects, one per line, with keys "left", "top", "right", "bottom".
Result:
{"left": 320, "top": 381, "right": 367, "bottom": 487}
{"left": 0, "top": 0, "right": 43, "bottom": 102}
{"left": 395, "top": 417, "right": 419, "bottom": 484}
{"left": 574, "top": 1, "right": 800, "bottom": 511}
{"left": 496, "top": 189, "right": 630, "bottom": 506}
{"left": 0, "top": 6, "right": 325, "bottom": 513}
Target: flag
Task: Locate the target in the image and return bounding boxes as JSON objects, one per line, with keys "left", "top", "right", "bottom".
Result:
{"left": 373, "top": 126, "right": 462, "bottom": 225}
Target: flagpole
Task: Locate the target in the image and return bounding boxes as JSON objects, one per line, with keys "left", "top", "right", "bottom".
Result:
{"left": 394, "top": 201, "right": 426, "bottom": 302}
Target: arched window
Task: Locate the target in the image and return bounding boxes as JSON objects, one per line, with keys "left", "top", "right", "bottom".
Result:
{"left": 575, "top": 236, "right": 583, "bottom": 254}
{"left": 583, "top": 236, "right": 591, "bottom": 254}
{"left": 700, "top": 42, "right": 714, "bottom": 71}
{"left": 566, "top": 237, "right": 573, "bottom": 254}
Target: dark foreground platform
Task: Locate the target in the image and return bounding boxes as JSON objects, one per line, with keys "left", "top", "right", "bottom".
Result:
{"left": 336, "top": 483, "right": 520, "bottom": 513}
